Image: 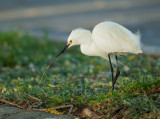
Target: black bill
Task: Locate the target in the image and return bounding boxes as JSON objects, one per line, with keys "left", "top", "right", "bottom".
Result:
{"left": 40, "top": 44, "right": 70, "bottom": 82}
{"left": 54, "top": 44, "right": 70, "bottom": 59}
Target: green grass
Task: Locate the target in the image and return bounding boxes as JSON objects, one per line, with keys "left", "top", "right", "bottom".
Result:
{"left": 0, "top": 31, "right": 160, "bottom": 118}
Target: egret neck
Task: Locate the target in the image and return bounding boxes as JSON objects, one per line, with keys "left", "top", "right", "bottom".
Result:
{"left": 80, "top": 37, "right": 103, "bottom": 57}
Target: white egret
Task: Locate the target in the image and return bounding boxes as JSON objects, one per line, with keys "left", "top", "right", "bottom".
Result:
{"left": 41, "top": 21, "right": 142, "bottom": 90}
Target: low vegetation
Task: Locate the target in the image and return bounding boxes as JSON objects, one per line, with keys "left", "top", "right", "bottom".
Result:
{"left": 0, "top": 31, "right": 160, "bottom": 118}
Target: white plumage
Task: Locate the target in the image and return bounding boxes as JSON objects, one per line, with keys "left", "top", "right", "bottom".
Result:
{"left": 67, "top": 21, "right": 142, "bottom": 62}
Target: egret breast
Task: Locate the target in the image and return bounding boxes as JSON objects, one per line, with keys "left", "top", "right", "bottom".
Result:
{"left": 80, "top": 42, "right": 104, "bottom": 57}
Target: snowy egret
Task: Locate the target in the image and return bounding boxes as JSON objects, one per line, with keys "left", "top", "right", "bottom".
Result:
{"left": 41, "top": 21, "right": 142, "bottom": 90}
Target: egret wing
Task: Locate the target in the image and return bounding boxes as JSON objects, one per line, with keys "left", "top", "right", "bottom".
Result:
{"left": 92, "top": 21, "right": 141, "bottom": 54}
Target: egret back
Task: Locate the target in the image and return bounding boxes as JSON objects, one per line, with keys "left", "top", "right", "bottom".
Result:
{"left": 92, "top": 21, "right": 142, "bottom": 54}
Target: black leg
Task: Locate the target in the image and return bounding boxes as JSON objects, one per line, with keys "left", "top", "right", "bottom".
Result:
{"left": 113, "top": 55, "right": 120, "bottom": 86}
{"left": 108, "top": 54, "right": 115, "bottom": 90}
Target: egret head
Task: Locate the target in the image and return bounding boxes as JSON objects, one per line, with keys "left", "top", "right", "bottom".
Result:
{"left": 48, "top": 29, "right": 91, "bottom": 63}
{"left": 67, "top": 28, "right": 92, "bottom": 48}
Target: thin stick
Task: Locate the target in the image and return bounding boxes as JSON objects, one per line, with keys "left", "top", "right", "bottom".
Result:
{"left": 39, "top": 44, "right": 69, "bottom": 86}
{"left": 0, "top": 99, "right": 73, "bottom": 114}
{"left": 33, "top": 105, "right": 73, "bottom": 114}
{"left": 67, "top": 105, "right": 73, "bottom": 115}
{"left": 23, "top": 93, "right": 43, "bottom": 108}
{"left": 92, "top": 83, "right": 120, "bottom": 88}
{"left": 39, "top": 56, "right": 57, "bottom": 86}
{"left": 31, "top": 102, "right": 43, "bottom": 108}
{"left": 0, "top": 99, "right": 24, "bottom": 109}
{"left": 23, "top": 93, "right": 41, "bottom": 102}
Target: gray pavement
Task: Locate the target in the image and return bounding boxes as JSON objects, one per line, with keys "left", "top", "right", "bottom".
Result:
{"left": 0, "top": 0, "right": 160, "bottom": 54}
{"left": 0, "top": 106, "right": 76, "bottom": 119}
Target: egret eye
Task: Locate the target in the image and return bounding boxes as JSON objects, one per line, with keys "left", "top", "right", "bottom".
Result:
{"left": 69, "top": 40, "right": 72, "bottom": 44}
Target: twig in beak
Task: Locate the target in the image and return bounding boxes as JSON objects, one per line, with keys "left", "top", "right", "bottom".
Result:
{"left": 39, "top": 44, "right": 70, "bottom": 86}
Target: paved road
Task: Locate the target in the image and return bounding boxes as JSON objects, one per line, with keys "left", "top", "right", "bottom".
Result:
{"left": 0, "top": 106, "right": 76, "bottom": 119}
{"left": 0, "top": 0, "right": 160, "bottom": 54}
